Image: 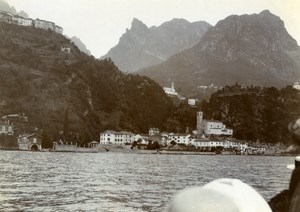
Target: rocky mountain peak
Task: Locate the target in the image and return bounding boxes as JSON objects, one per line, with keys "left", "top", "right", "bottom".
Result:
{"left": 140, "top": 10, "right": 300, "bottom": 93}
{"left": 101, "top": 18, "right": 211, "bottom": 72}
{"left": 131, "top": 18, "right": 148, "bottom": 32}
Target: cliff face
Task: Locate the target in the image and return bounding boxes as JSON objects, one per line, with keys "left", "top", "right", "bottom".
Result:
{"left": 101, "top": 18, "right": 211, "bottom": 72}
{"left": 0, "top": 23, "right": 173, "bottom": 143}
{"left": 140, "top": 10, "right": 300, "bottom": 94}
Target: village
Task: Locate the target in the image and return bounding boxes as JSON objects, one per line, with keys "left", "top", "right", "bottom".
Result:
{"left": 0, "top": 109, "right": 274, "bottom": 155}
{"left": 0, "top": 82, "right": 298, "bottom": 155}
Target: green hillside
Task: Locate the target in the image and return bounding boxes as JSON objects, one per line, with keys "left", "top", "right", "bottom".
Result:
{"left": 0, "top": 22, "right": 173, "bottom": 146}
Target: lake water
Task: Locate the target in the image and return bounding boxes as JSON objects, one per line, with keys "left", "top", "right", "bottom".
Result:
{"left": 0, "top": 150, "right": 295, "bottom": 211}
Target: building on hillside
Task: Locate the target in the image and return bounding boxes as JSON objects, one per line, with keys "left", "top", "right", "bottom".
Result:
{"left": 33, "top": 19, "right": 55, "bottom": 30}
{"left": 17, "top": 133, "right": 42, "bottom": 151}
{"left": 293, "top": 82, "right": 300, "bottom": 90}
{"left": 61, "top": 47, "right": 71, "bottom": 53}
{"left": 149, "top": 128, "right": 160, "bottom": 136}
{"left": 188, "top": 99, "right": 197, "bottom": 106}
{"left": 0, "top": 120, "right": 14, "bottom": 135}
{"left": 163, "top": 82, "right": 178, "bottom": 96}
{"left": 0, "top": 10, "right": 13, "bottom": 23}
{"left": 12, "top": 15, "right": 33, "bottom": 26}
{"left": 100, "top": 130, "right": 134, "bottom": 145}
{"left": 196, "top": 111, "right": 233, "bottom": 136}
{"left": 55, "top": 26, "right": 63, "bottom": 34}
{"left": 0, "top": 10, "right": 63, "bottom": 34}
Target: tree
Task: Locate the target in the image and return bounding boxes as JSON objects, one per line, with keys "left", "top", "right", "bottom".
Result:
{"left": 170, "top": 140, "right": 177, "bottom": 146}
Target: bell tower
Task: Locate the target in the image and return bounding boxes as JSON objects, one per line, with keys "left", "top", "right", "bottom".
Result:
{"left": 197, "top": 111, "right": 203, "bottom": 134}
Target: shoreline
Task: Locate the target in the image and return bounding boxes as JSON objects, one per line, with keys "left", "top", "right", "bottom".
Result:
{"left": 0, "top": 148, "right": 298, "bottom": 156}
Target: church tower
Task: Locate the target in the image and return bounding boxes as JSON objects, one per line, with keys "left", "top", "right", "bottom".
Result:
{"left": 197, "top": 111, "right": 203, "bottom": 134}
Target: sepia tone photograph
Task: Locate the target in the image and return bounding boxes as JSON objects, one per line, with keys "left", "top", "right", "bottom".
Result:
{"left": 0, "top": 0, "right": 300, "bottom": 211}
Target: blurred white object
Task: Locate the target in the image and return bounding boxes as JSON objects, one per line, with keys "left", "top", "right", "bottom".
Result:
{"left": 167, "top": 178, "right": 272, "bottom": 212}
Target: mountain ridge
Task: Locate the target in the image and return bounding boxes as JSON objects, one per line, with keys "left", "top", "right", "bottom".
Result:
{"left": 101, "top": 18, "right": 211, "bottom": 72}
{"left": 139, "top": 10, "right": 300, "bottom": 95}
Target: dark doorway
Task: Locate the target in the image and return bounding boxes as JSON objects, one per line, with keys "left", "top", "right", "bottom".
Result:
{"left": 31, "top": 144, "right": 39, "bottom": 151}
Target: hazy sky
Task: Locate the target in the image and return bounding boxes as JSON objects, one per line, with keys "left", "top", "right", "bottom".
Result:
{"left": 5, "top": 0, "right": 300, "bottom": 58}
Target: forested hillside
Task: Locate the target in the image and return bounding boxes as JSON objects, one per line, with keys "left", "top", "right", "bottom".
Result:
{"left": 0, "top": 22, "right": 173, "bottom": 146}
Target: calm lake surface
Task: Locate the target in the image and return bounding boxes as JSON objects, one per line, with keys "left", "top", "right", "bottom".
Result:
{"left": 0, "top": 150, "right": 294, "bottom": 211}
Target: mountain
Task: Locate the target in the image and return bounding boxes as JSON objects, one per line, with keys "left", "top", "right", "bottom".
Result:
{"left": 101, "top": 18, "right": 211, "bottom": 72}
{"left": 0, "top": 0, "right": 28, "bottom": 17}
{"left": 71, "top": 36, "right": 91, "bottom": 56}
{"left": 140, "top": 10, "right": 300, "bottom": 95}
{"left": 0, "top": 22, "right": 173, "bottom": 144}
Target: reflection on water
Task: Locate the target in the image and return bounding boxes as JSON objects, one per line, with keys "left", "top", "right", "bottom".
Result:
{"left": 0, "top": 151, "right": 294, "bottom": 211}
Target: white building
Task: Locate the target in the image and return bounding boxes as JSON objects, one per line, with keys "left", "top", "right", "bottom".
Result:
{"left": 197, "top": 111, "right": 233, "bottom": 136}
{"left": 188, "top": 99, "right": 197, "bottom": 106}
{"left": 192, "top": 139, "right": 246, "bottom": 150}
{"left": 193, "top": 139, "right": 224, "bottom": 148}
{"left": 100, "top": 130, "right": 134, "bottom": 145}
{"left": 0, "top": 10, "right": 63, "bottom": 34}
{"left": 163, "top": 82, "right": 178, "bottom": 96}
{"left": 293, "top": 82, "right": 300, "bottom": 90}
{"left": 0, "top": 121, "right": 14, "bottom": 135}
{"left": 167, "top": 133, "right": 192, "bottom": 145}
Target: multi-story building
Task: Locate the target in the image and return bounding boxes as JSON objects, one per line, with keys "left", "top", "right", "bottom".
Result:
{"left": 100, "top": 130, "right": 134, "bottom": 145}
{"left": 0, "top": 10, "right": 63, "bottom": 34}
{"left": 197, "top": 111, "right": 233, "bottom": 136}
{"left": 167, "top": 133, "right": 192, "bottom": 145}
{"left": 0, "top": 120, "right": 14, "bottom": 135}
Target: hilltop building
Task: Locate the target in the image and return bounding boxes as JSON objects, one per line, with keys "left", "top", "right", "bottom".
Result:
{"left": 0, "top": 10, "right": 63, "bottom": 34}
{"left": 163, "top": 82, "right": 178, "bottom": 96}
{"left": 293, "top": 82, "right": 300, "bottom": 90}
{"left": 197, "top": 111, "right": 233, "bottom": 136}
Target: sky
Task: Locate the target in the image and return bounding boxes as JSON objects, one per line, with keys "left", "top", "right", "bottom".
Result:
{"left": 5, "top": 0, "right": 300, "bottom": 58}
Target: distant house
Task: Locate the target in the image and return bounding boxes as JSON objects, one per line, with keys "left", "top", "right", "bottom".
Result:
{"left": 17, "top": 133, "right": 42, "bottom": 151}
{"left": 188, "top": 99, "right": 197, "bottom": 106}
{"left": 61, "top": 47, "right": 71, "bottom": 53}
{"left": 0, "top": 120, "right": 14, "bottom": 135}
{"left": 293, "top": 82, "right": 300, "bottom": 90}
{"left": 149, "top": 128, "right": 160, "bottom": 136}
{"left": 167, "top": 133, "right": 192, "bottom": 145}
{"left": 163, "top": 82, "right": 178, "bottom": 96}
{"left": 100, "top": 130, "right": 134, "bottom": 145}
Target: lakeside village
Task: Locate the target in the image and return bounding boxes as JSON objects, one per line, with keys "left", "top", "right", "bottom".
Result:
{"left": 0, "top": 109, "right": 286, "bottom": 155}
{"left": 0, "top": 82, "right": 299, "bottom": 155}
{"left": 1, "top": 83, "right": 299, "bottom": 155}
{"left": 0, "top": 11, "right": 299, "bottom": 155}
